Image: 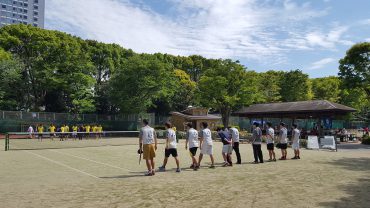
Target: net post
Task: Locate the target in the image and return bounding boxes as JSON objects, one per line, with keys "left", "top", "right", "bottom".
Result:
{"left": 5, "top": 133, "right": 9, "bottom": 151}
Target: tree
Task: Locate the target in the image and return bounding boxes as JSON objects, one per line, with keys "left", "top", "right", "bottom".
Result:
{"left": 0, "top": 51, "right": 24, "bottom": 110}
{"left": 258, "top": 70, "right": 284, "bottom": 103}
{"left": 280, "top": 70, "right": 313, "bottom": 102}
{"left": 197, "top": 59, "right": 260, "bottom": 127}
{"left": 0, "top": 24, "right": 95, "bottom": 113}
{"left": 339, "top": 42, "right": 370, "bottom": 98}
{"left": 340, "top": 88, "right": 369, "bottom": 122}
{"left": 109, "top": 54, "right": 173, "bottom": 113}
{"left": 311, "top": 76, "right": 341, "bottom": 102}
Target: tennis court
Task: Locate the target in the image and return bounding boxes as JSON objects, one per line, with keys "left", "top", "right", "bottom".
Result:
{"left": 1, "top": 137, "right": 369, "bottom": 208}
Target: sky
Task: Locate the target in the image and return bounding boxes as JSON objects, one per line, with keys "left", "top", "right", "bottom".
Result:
{"left": 45, "top": 0, "right": 370, "bottom": 78}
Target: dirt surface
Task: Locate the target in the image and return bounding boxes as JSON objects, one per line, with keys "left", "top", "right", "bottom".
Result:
{"left": 0, "top": 138, "right": 369, "bottom": 208}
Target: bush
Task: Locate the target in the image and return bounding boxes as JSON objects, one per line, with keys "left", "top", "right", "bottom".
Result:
{"left": 362, "top": 135, "right": 370, "bottom": 145}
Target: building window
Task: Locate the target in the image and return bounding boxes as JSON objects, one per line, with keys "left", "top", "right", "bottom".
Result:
{"left": 23, "top": 15, "right": 27, "bottom": 19}
{"left": 1, "top": 5, "right": 6, "bottom": 9}
{"left": 34, "top": 0, "right": 38, "bottom": 3}
{"left": 33, "top": 5, "right": 38, "bottom": 9}
{"left": 24, "top": 9, "right": 28, "bottom": 13}
{"left": 33, "top": 17, "right": 37, "bottom": 22}
{"left": 13, "top": 7, "right": 16, "bottom": 11}
{"left": 13, "top": 1, "right": 17, "bottom": 5}
{"left": 33, "top": 11, "right": 38, "bottom": 16}
{"left": 33, "top": 23, "right": 38, "bottom": 27}
{"left": 24, "top": 3, "right": 28, "bottom": 7}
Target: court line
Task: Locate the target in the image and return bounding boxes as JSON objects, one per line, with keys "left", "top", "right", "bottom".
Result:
{"left": 49, "top": 149, "right": 133, "bottom": 172}
{"left": 24, "top": 150, "right": 99, "bottom": 179}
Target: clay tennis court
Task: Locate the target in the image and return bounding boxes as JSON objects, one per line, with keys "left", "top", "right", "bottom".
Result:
{"left": 0, "top": 138, "right": 369, "bottom": 208}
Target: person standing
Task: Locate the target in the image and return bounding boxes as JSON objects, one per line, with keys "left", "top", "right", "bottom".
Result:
{"left": 185, "top": 123, "right": 199, "bottom": 171}
{"left": 78, "top": 125, "right": 84, "bottom": 140}
{"left": 139, "top": 119, "right": 158, "bottom": 176}
{"left": 279, "top": 122, "right": 288, "bottom": 160}
{"left": 217, "top": 127, "right": 232, "bottom": 167}
{"left": 252, "top": 122, "right": 263, "bottom": 164}
{"left": 159, "top": 122, "right": 181, "bottom": 172}
{"left": 198, "top": 122, "right": 215, "bottom": 169}
{"left": 72, "top": 125, "right": 78, "bottom": 140}
{"left": 37, "top": 124, "right": 44, "bottom": 142}
{"left": 49, "top": 124, "right": 56, "bottom": 141}
{"left": 291, "top": 124, "right": 301, "bottom": 159}
{"left": 229, "top": 126, "right": 241, "bottom": 164}
{"left": 266, "top": 122, "right": 276, "bottom": 162}
{"left": 27, "top": 125, "right": 34, "bottom": 139}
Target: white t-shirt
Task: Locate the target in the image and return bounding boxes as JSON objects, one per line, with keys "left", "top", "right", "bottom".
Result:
{"left": 166, "top": 129, "right": 177, "bottom": 149}
{"left": 230, "top": 128, "right": 240, "bottom": 142}
{"left": 279, "top": 127, "right": 288, "bottom": 144}
{"left": 266, "top": 128, "right": 274, "bottom": 144}
{"left": 292, "top": 128, "right": 300, "bottom": 144}
{"left": 200, "top": 128, "right": 213, "bottom": 145}
{"left": 27, "top": 126, "right": 34, "bottom": 133}
{"left": 139, "top": 125, "right": 155, "bottom": 144}
{"left": 187, "top": 128, "right": 199, "bottom": 148}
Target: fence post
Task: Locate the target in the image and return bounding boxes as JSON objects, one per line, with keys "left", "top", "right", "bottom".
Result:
{"left": 5, "top": 133, "right": 9, "bottom": 151}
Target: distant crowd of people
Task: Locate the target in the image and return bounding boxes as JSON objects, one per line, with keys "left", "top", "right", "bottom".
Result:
{"left": 26, "top": 124, "right": 103, "bottom": 141}
{"left": 138, "top": 119, "right": 301, "bottom": 176}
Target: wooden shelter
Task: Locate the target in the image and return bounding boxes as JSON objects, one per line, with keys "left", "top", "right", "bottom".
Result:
{"left": 234, "top": 100, "right": 356, "bottom": 128}
{"left": 170, "top": 107, "right": 221, "bottom": 131}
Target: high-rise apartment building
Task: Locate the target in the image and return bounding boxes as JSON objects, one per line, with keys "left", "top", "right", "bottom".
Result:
{"left": 0, "top": 0, "right": 45, "bottom": 28}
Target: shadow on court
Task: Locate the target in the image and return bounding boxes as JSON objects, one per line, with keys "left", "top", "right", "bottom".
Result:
{"left": 318, "top": 157, "right": 370, "bottom": 208}
{"left": 100, "top": 172, "right": 146, "bottom": 179}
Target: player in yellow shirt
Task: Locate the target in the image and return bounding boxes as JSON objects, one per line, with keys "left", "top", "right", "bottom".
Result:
{"left": 97, "top": 124, "right": 103, "bottom": 139}
{"left": 64, "top": 125, "right": 70, "bottom": 139}
{"left": 60, "top": 125, "right": 65, "bottom": 141}
{"left": 72, "top": 125, "right": 78, "bottom": 140}
{"left": 49, "top": 124, "right": 56, "bottom": 141}
{"left": 37, "top": 124, "right": 44, "bottom": 141}
{"left": 85, "top": 125, "right": 91, "bottom": 139}
{"left": 92, "top": 124, "right": 98, "bottom": 139}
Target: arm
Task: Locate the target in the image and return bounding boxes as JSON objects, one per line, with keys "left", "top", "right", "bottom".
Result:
{"left": 165, "top": 131, "right": 169, "bottom": 149}
{"left": 185, "top": 132, "right": 189, "bottom": 150}
{"left": 139, "top": 130, "right": 143, "bottom": 151}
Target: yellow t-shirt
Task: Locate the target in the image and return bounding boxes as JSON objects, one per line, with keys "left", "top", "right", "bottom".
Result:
{"left": 65, "top": 126, "right": 69, "bottom": 132}
{"left": 37, "top": 126, "right": 44, "bottom": 133}
{"left": 98, "top": 126, "right": 103, "bottom": 133}
{"left": 86, "top": 126, "right": 90, "bottom": 133}
{"left": 61, "top": 126, "right": 65, "bottom": 133}
{"left": 49, "top": 126, "right": 55, "bottom": 133}
{"left": 92, "top": 126, "right": 97, "bottom": 133}
{"left": 72, "top": 126, "right": 78, "bottom": 132}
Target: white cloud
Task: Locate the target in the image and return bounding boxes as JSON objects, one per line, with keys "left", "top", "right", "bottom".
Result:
{"left": 308, "top": 58, "right": 336, "bottom": 70}
{"left": 45, "top": 0, "right": 351, "bottom": 66}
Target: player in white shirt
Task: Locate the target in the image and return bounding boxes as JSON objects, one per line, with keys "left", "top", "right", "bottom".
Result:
{"left": 27, "top": 125, "right": 34, "bottom": 139}
{"left": 159, "top": 122, "right": 181, "bottom": 172}
{"left": 229, "top": 127, "right": 241, "bottom": 164}
{"left": 198, "top": 122, "right": 215, "bottom": 169}
{"left": 291, "top": 124, "right": 301, "bottom": 160}
{"left": 139, "top": 119, "right": 158, "bottom": 176}
{"left": 265, "top": 122, "right": 276, "bottom": 162}
{"left": 185, "top": 123, "right": 199, "bottom": 171}
{"left": 278, "top": 122, "right": 288, "bottom": 160}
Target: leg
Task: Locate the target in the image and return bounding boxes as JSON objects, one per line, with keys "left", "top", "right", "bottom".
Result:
{"left": 257, "top": 144, "right": 263, "bottom": 163}
{"left": 151, "top": 159, "right": 155, "bottom": 171}
{"left": 174, "top": 157, "right": 180, "bottom": 169}
{"left": 227, "top": 153, "right": 232, "bottom": 165}
{"left": 233, "top": 142, "right": 241, "bottom": 164}
{"left": 253, "top": 144, "right": 258, "bottom": 162}
{"left": 162, "top": 157, "right": 168, "bottom": 168}
{"left": 272, "top": 150, "right": 276, "bottom": 160}
{"left": 210, "top": 155, "right": 215, "bottom": 166}
{"left": 198, "top": 153, "right": 203, "bottom": 166}
{"left": 269, "top": 150, "right": 272, "bottom": 160}
{"left": 145, "top": 159, "right": 152, "bottom": 171}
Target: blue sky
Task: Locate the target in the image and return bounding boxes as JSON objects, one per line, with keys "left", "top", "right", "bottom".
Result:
{"left": 45, "top": 0, "right": 370, "bottom": 78}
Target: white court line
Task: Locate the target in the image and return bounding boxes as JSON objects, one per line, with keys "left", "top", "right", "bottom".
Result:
{"left": 49, "top": 149, "right": 132, "bottom": 172}
{"left": 24, "top": 150, "right": 99, "bottom": 179}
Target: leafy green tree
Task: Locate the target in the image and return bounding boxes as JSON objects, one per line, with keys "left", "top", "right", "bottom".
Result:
{"left": 280, "top": 70, "right": 313, "bottom": 102}
{"left": 258, "top": 70, "right": 284, "bottom": 103}
{"left": 109, "top": 54, "right": 173, "bottom": 113}
{"left": 197, "top": 59, "right": 260, "bottom": 127}
{"left": 311, "top": 76, "right": 341, "bottom": 102}
{"left": 0, "top": 52, "right": 24, "bottom": 110}
{"left": 340, "top": 88, "right": 369, "bottom": 122}
{"left": 0, "top": 25, "right": 95, "bottom": 113}
{"left": 339, "top": 42, "right": 370, "bottom": 98}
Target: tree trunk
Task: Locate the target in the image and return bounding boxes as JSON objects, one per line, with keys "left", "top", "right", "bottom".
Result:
{"left": 220, "top": 107, "right": 231, "bottom": 127}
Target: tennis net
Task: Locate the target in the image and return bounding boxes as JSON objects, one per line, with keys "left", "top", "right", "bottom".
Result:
{"left": 3, "top": 131, "right": 164, "bottom": 151}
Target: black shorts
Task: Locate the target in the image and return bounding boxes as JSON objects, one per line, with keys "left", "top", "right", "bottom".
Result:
{"left": 165, "top": 148, "right": 178, "bottom": 157}
{"left": 267, "top": 143, "right": 274, "bottom": 150}
{"left": 280, "top": 143, "right": 288, "bottom": 149}
{"left": 189, "top": 147, "right": 198, "bottom": 156}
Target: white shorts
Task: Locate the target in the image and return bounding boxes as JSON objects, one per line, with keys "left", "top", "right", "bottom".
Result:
{"left": 222, "top": 145, "right": 232, "bottom": 154}
{"left": 292, "top": 143, "right": 300, "bottom": 150}
{"left": 201, "top": 144, "right": 213, "bottom": 155}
